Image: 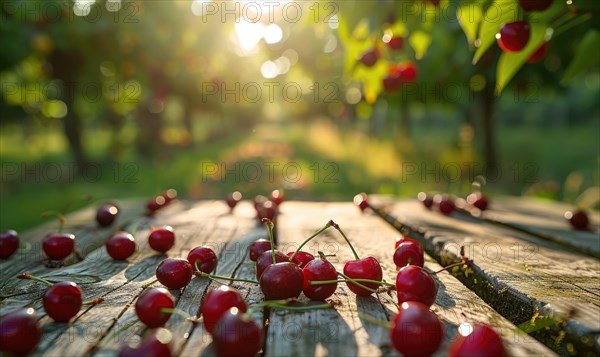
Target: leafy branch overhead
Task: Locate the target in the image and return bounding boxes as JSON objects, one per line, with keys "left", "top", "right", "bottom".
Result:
{"left": 335, "top": 0, "right": 599, "bottom": 101}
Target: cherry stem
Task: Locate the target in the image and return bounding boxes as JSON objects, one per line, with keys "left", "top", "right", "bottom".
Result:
{"left": 289, "top": 223, "right": 332, "bottom": 262}
{"left": 434, "top": 261, "right": 468, "bottom": 275}
{"left": 16, "top": 274, "right": 53, "bottom": 286}
{"left": 159, "top": 307, "right": 200, "bottom": 323}
{"left": 310, "top": 278, "right": 394, "bottom": 287}
{"left": 197, "top": 271, "right": 259, "bottom": 285}
{"left": 330, "top": 221, "right": 360, "bottom": 260}
{"left": 337, "top": 272, "right": 377, "bottom": 293}
{"left": 554, "top": 13, "right": 592, "bottom": 37}
{"left": 141, "top": 279, "right": 158, "bottom": 289}
{"left": 41, "top": 210, "right": 66, "bottom": 233}
{"left": 263, "top": 218, "right": 277, "bottom": 265}
{"left": 248, "top": 299, "right": 332, "bottom": 314}
{"left": 358, "top": 312, "right": 393, "bottom": 329}
{"left": 82, "top": 298, "right": 104, "bottom": 305}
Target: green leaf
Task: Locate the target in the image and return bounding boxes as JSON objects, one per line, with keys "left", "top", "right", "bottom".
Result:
{"left": 409, "top": 30, "right": 432, "bottom": 60}
{"left": 457, "top": 1, "right": 484, "bottom": 45}
{"left": 473, "top": 0, "right": 519, "bottom": 64}
{"left": 496, "top": 23, "right": 549, "bottom": 94}
{"left": 562, "top": 29, "right": 600, "bottom": 85}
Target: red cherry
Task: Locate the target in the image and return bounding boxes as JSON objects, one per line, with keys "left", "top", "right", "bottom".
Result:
{"left": 43, "top": 281, "right": 83, "bottom": 322}
{"left": 270, "top": 189, "right": 285, "bottom": 206}
{"left": 343, "top": 256, "right": 383, "bottom": 296}
{"left": 249, "top": 239, "right": 272, "bottom": 261}
{"left": 256, "top": 200, "right": 276, "bottom": 223}
{"left": 106, "top": 231, "right": 136, "bottom": 260}
{"left": 398, "top": 61, "right": 418, "bottom": 82}
{"left": 418, "top": 192, "right": 434, "bottom": 209}
{"left": 118, "top": 328, "right": 173, "bottom": 357}
{"left": 255, "top": 249, "right": 289, "bottom": 279}
{"left": 253, "top": 195, "right": 268, "bottom": 210}
{"left": 437, "top": 196, "right": 456, "bottom": 215}
{"left": 390, "top": 301, "right": 443, "bottom": 357}
{"left": 0, "top": 229, "right": 19, "bottom": 259}
{"left": 148, "top": 226, "right": 175, "bottom": 253}
{"left": 359, "top": 48, "right": 379, "bottom": 67}
{"left": 212, "top": 307, "right": 263, "bottom": 357}
{"left": 156, "top": 258, "right": 193, "bottom": 289}
{"left": 565, "top": 210, "right": 590, "bottom": 230}
{"left": 353, "top": 193, "right": 369, "bottom": 212}
{"left": 135, "top": 287, "right": 175, "bottom": 328}
{"left": 496, "top": 21, "right": 530, "bottom": 52}
{"left": 96, "top": 203, "right": 119, "bottom": 227}
{"left": 302, "top": 258, "right": 338, "bottom": 300}
{"left": 0, "top": 308, "right": 41, "bottom": 355}
{"left": 260, "top": 262, "right": 304, "bottom": 300}
{"left": 42, "top": 233, "right": 75, "bottom": 260}
{"left": 146, "top": 196, "right": 167, "bottom": 213}
{"left": 448, "top": 323, "right": 505, "bottom": 357}
{"left": 201, "top": 286, "right": 247, "bottom": 334}
{"left": 527, "top": 42, "right": 548, "bottom": 63}
{"left": 467, "top": 192, "right": 489, "bottom": 211}
{"left": 393, "top": 240, "right": 424, "bottom": 268}
{"left": 225, "top": 191, "right": 242, "bottom": 210}
{"left": 395, "top": 265, "right": 437, "bottom": 307}
{"left": 394, "top": 236, "right": 419, "bottom": 250}
{"left": 383, "top": 72, "right": 402, "bottom": 93}
{"left": 519, "top": 0, "right": 553, "bottom": 12}
{"left": 287, "top": 251, "right": 314, "bottom": 268}
{"left": 386, "top": 36, "right": 403, "bottom": 51}
{"left": 187, "top": 246, "right": 217, "bottom": 274}
{"left": 161, "top": 189, "right": 177, "bottom": 204}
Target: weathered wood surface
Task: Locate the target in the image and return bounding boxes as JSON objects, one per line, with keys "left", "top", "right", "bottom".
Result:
{"left": 268, "top": 202, "right": 554, "bottom": 357}
{"left": 370, "top": 196, "right": 600, "bottom": 356}
{"left": 482, "top": 197, "right": 600, "bottom": 257}
{"left": 1, "top": 197, "right": 595, "bottom": 356}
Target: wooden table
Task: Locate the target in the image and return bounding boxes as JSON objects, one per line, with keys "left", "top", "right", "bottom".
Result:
{"left": 1, "top": 197, "right": 598, "bottom": 356}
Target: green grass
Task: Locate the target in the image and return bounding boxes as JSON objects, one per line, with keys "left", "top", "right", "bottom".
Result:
{"left": 1, "top": 119, "right": 598, "bottom": 232}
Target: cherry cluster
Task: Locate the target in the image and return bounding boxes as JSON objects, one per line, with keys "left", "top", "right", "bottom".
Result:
{"left": 354, "top": 14, "right": 419, "bottom": 94}
{"left": 496, "top": 0, "right": 554, "bottom": 62}
{"left": 226, "top": 189, "right": 284, "bottom": 224}
{"left": 0, "top": 273, "right": 105, "bottom": 356}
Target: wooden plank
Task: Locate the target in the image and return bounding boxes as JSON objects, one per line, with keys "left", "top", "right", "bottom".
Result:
{"left": 177, "top": 201, "right": 266, "bottom": 357}
{"left": 482, "top": 197, "right": 600, "bottom": 256}
{"left": 0, "top": 199, "right": 147, "bottom": 298}
{"left": 0, "top": 200, "right": 225, "bottom": 357}
{"left": 266, "top": 202, "right": 553, "bottom": 356}
{"left": 87, "top": 200, "right": 241, "bottom": 357}
{"left": 370, "top": 197, "right": 600, "bottom": 355}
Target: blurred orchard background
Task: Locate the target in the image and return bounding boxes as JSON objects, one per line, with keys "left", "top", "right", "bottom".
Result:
{"left": 1, "top": 0, "right": 599, "bottom": 231}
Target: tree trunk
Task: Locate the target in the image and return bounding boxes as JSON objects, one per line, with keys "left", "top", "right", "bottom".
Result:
{"left": 48, "top": 49, "right": 87, "bottom": 170}
{"left": 481, "top": 85, "right": 498, "bottom": 178}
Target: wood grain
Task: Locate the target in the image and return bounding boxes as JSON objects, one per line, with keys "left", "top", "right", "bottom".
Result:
{"left": 370, "top": 196, "right": 600, "bottom": 355}
{"left": 266, "top": 201, "right": 553, "bottom": 356}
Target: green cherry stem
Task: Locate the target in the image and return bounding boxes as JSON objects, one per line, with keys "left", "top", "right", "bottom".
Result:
{"left": 289, "top": 222, "right": 333, "bottom": 262}
{"left": 310, "top": 278, "right": 394, "bottom": 287}
{"left": 329, "top": 221, "right": 360, "bottom": 260}
{"left": 358, "top": 312, "right": 393, "bottom": 329}
{"left": 41, "top": 210, "right": 66, "bottom": 233}
{"left": 16, "top": 274, "right": 53, "bottom": 286}
{"left": 141, "top": 279, "right": 158, "bottom": 289}
{"left": 263, "top": 218, "right": 277, "bottom": 265}
{"left": 197, "top": 271, "right": 259, "bottom": 285}
{"left": 159, "top": 308, "right": 201, "bottom": 324}
{"left": 337, "top": 272, "right": 377, "bottom": 293}
{"left": 248, "top": 299, "right": 332, "bottom": 314}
